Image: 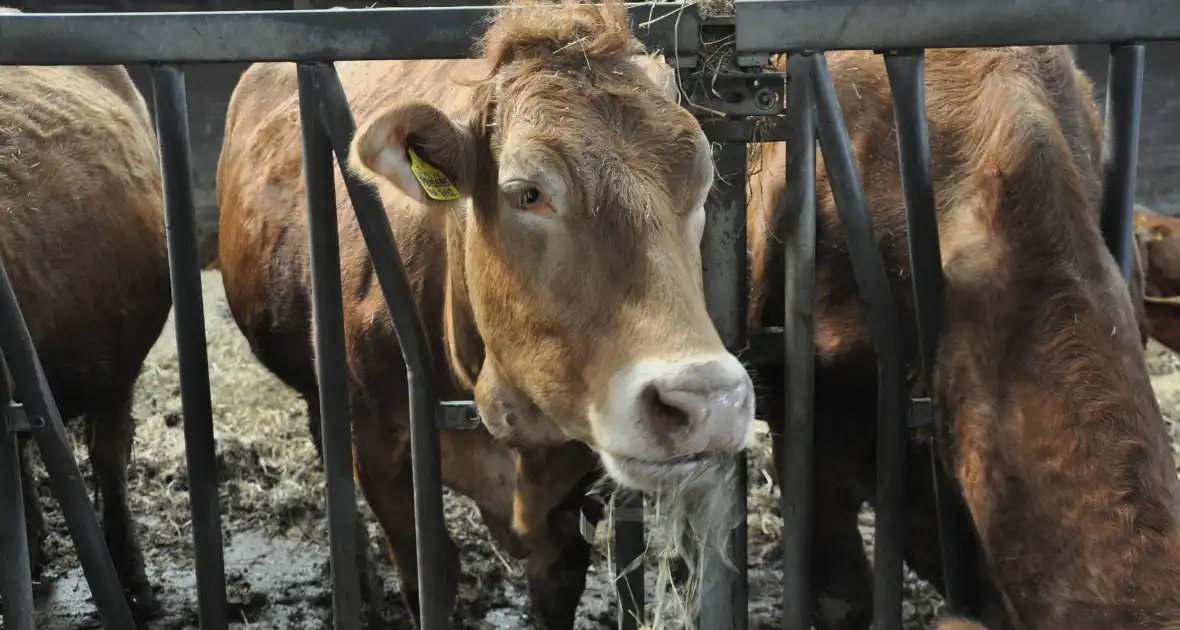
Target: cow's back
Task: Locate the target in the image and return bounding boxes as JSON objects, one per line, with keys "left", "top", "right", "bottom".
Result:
{"left": 0, "top": 63, "right": 171, "bottom": 415}
{"left": 750, "top": 47, "right": 1106, "bottom": 370}
{"left": 217, "top": 59, "right": 479, "bottom": 397}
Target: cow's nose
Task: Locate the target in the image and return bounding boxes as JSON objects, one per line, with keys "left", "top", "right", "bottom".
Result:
{"left": 638, "top": 357, "right": 754, "bottom": 445}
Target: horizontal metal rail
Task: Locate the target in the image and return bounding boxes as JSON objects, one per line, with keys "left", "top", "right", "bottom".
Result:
{"left": 734, "top": 0, "right": 1180, "bottom": 54}
{"left": 0, "top": 3, "right": 698, "bottom": 64}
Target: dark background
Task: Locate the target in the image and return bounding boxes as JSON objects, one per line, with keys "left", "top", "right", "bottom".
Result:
{"left": 13, "top": 2, "right": 1180, "bottom": 264}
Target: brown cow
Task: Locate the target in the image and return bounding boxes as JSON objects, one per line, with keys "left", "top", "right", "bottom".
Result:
{"left": 1133, "top": 204, "right": 1180, "bottom": 353}
{"left": 749, "top": 48, "right": 1180, "bottom": 629}
{"left": 0, "top": 20, "right": 173, "bottom": 620}
{"left": 216, "top": 0, "right": 753, "bottom": 626}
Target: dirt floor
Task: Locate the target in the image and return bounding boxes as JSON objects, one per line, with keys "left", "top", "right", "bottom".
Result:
{"left": 10, "top": 269, "right": 1180, "bottom": 629}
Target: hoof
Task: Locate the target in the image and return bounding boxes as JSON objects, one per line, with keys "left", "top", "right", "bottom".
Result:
{"left": 127, "top": 582, "right": 163, "bottom": 623}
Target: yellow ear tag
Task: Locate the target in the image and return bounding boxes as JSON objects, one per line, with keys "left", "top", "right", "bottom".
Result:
{"left": 1156, "top": 231, "right": 1165, "bottom": 241}
{"left": 407, "top": 148, "right": 461, "bottom": 201}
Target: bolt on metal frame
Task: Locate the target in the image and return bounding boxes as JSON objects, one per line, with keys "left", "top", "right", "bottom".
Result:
{"left": 0, "top": 2, "right": 1168, "bottom": 630}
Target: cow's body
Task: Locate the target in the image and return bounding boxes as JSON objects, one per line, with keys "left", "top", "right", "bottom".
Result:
{"left": 217, "top": 1, "right": 753, "bottom": 626}
{"left": 0, "top": 41, "right": 173, "bottom": 618}
{"left": 218, "top": 57, "right": 603, "bottom": 628}
{"left": 750, "top": 48, "right": 1180, "bottom": 629}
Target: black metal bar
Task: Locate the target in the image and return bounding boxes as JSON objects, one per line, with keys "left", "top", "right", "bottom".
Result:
{"left": 304, "top": 62, "right": 450, "bottom": 630}
{"left": 810, "top": 53, "right": 907, "bottom": 630}
{"left": 883, "top": 51, "right": 939, "bottom": 386}
{"left": 780, "top": 50, "right": 815, "bottom": 630}
{"left": 0, "top": 3, "right": 697, "bottom": 65}
{"left": 1100, "top": 43, "right": 1145, "bottom": 279}
{"left": 296, "top": 62, "right": 364, "bottom": 630}
{"left": 0, "top": 356, "right": 34, "bottom": 630}
{"left": 883, "top": 48, "right": 982, "bottom": 616}
{"left": 613, "top": 493, "right": 644, "bottom": 630}
{"left": 697, "top": 141, "right": 749, "bottom": 630}
{"left": 0, "top": 242, "right": 136, "bottom": 630}
{"left": 151, "top": 64, "right": 230, "bottom": 630}
{"left": 734, "top": 0, "right": 1180, "bottom": 55}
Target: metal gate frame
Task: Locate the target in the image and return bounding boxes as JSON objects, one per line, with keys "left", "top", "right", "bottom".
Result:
{"left": 0, "top": 2, "right": 1173, "bottom": 630}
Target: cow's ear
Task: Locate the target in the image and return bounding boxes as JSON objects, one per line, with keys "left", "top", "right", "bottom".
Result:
{"left": 349, "top": 101, "right": 476, "bottom": 205}
{"left": 630, "top": 53, "right": 679, "bottom": 103}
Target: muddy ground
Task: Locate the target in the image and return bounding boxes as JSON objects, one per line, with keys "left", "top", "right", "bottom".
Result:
{"left": 11, "top": 269, "right": 1180, "bottom": 629}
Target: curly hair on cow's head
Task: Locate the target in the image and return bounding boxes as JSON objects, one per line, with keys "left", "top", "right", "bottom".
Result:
{"left": 478, "top": 0, "right": 645, "bottom": 69}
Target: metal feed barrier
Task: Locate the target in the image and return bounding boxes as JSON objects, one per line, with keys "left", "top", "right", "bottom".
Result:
{"left": 0, "top": 1, "right": 1172, "bottom": 629}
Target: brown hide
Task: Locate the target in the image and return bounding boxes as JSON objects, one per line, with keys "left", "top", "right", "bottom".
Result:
{"left": 217, "top": 1, "right": 744, "bottom": 626}
{"left": 0, "top": 17, "right": 173, "bottom": 619}
{"left": 749, "top": 48, "right": 1180, "bottom": 629}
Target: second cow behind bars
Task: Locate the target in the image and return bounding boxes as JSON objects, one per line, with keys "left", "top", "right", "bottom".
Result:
{"left": 217, "top": 0, "right": 754, "bottom": 627}
{"left": 749, "top": 47, "right": 1180, "bottom": 629}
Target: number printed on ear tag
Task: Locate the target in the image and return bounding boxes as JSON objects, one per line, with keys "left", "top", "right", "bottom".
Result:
{"left": 408, "top": 147, "right": 461, "bottom": 201}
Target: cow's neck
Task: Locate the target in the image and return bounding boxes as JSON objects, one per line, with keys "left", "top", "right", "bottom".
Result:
{"left": 938, "top": 237, "right": 1180, "bottom": 625}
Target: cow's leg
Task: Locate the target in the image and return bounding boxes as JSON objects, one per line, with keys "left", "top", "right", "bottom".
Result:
{"left": 18, "top": 435, "right": 46, "bottom": 595}
{"left": 304, "top": 398, "right": 383, "bottom": 623}
{"left": 440, "top": 434, "right": 598, "bottom": 630}
{"left": 479, "top": 501, "right": 597, "bottom": 630}
{"left": 899, "top": 439, "right": 1014, "bottom": 630}
{"left": 84, "top": 396, "right": 159, "bottom": 620}
{"left": 512, "top": 444, "right": 600, "bottom": 630}
{"left": 351, "top": 394, "right": 460, "bottom": 626}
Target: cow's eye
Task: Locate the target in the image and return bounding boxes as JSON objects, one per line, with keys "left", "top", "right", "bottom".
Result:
{"left": 502, "top": 180, "right": 550, "bottom": 214}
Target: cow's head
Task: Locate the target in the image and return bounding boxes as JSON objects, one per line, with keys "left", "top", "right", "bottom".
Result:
{"left": 1132, "top": 205, "right": 1180, "bottom": 353}
{"left": 1134, "top": 205, "right": 1180, "bottom": 298}
{"left": 349, "top": 0, "right": 754, "bottom": 492}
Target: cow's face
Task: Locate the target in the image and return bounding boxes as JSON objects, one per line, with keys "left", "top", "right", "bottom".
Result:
{"left": 349, "top": 3, "right": 754, "bottom": 491}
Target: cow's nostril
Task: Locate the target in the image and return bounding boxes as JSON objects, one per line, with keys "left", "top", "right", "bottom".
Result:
{"left": 641, "top": 383, "right": 692, "bottom": 436}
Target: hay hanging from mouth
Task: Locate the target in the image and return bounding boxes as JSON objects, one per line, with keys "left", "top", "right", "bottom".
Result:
{"left": 596, "top": 457, "right": 745, "bottom": 630}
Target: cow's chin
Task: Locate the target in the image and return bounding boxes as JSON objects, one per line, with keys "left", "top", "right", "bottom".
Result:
{"left": 599, "top": 450, "right": 727, "bottom": 493}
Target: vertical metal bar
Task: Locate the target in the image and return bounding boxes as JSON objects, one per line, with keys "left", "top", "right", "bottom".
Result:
{"left": 883, "top": 50, "right": 939, "bottom": 389}
{"left": 151, "top": 64, "right": 230, "bottom": 630}
{"left": 304, "top": 62, "right": 449, "bottom": 630}
{"left": 780, "top": 50, "right": 816, "bottom": 630}
{"left": 614, "top": 493, "right": 644, "bottom": 630}
{"left": 296, "top": 62, "right": 363, "bottom": 630}
{"left": 697, "top": 141, "right": 749, "bottom": 630}
{"left": 884, "top": 48, "right": 981, "bottom": 616}
{"left": 0, "top": 252, "right": 136, "bottom": 630}
{"left": 0, "top": 358, "right": 34, "bottom": 630}
{"left": 1100, "top": 43, "right": 1145, "bottom": 279}
{"left": 810, "top": 53, "right": 906, "bottom": 630}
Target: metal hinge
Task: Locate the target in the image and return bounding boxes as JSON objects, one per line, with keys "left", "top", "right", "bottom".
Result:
{"left": 5, "top": 401, "right": 44, "bottom": 434}
{"left": 437, "top": 400, "right": 481, "bottom": 431}
{"left": 908, "top": 397, "right": 933, "bottom": 429}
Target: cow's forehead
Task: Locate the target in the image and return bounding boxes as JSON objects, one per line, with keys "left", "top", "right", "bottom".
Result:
{"left": 492, "top": 92, "right": 704, "bottom": 204}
